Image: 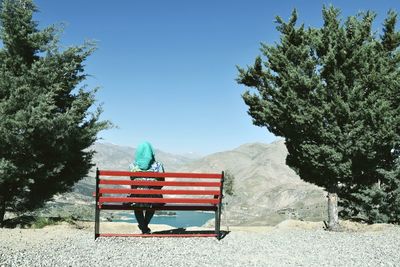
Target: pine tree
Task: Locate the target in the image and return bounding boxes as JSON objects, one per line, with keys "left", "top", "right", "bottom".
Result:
{"left": 0, "top": 0, "right": 109, "bottom": 225}
{"left": 237, "top": 7, "right": 400, "bottom": 224}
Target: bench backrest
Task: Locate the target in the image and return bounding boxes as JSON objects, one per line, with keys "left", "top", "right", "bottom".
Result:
{"left": 96, "top": 170, "right": 224, "bottom": 207}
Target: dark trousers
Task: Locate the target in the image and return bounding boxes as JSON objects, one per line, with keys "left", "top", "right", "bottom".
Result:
{"left": 134, "top": 210, "right": 155, "bottom": 228}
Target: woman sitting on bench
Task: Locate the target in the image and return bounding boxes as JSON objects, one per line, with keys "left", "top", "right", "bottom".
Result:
{"left": 129, "top": 141, "right": 165, "bottom": 234}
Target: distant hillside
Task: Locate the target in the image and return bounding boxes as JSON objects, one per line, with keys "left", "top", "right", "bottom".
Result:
{"left": 91, "top": 142, "right": 199, "bottom": 171}
{"left": 37, "top": 143, "right": 198, "bottom": 220}
{"left": 177, "top": 140, "right": 326, "bottom": 226}
{"left": 39, "top": 141, "right": 326, "bottom": 226}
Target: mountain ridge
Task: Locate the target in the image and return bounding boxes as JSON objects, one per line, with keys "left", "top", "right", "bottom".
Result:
{"left": 175, "top": 139, "right": 326, "bottom": 225}
{"left": 39, "top": 140, "right": 326, "bottom": 226}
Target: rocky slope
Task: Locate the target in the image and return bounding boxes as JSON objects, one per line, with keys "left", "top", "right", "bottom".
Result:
{"left": 178, "top": 140, "right": 326, "bottom": 225}
{"left": 34, "top": 142, "right": 197, "bottom": 220}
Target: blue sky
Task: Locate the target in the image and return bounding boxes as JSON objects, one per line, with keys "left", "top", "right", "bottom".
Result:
{"left": 33, "top": 0, "right": 399, "bottom": 155}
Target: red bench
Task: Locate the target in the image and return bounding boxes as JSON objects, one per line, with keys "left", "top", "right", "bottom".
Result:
{"left": 94, "top": 169, "right": 224, "bottom": 239}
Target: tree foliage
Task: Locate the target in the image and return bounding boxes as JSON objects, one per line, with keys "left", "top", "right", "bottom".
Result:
{"left": 0, "top": 0, "right": 109, "bottom": 224}
{"left": 237, "top": 6, "right": 400, "bottom": 223}
{"left": 223, "top": 170, "right": 235, "bottom": 196}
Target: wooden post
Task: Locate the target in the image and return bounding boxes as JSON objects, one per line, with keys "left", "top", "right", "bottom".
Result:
{"left": 326, "top": 192, "right": 340, "bottom": 231}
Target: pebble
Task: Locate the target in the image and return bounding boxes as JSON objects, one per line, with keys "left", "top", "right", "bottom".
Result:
{"left": 1, "top": 226, "right": 400, "bottom": 266}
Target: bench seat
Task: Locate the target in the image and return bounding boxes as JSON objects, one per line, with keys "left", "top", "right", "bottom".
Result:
{"left": 94, "top": 169, "right": 224, "bottom": 239}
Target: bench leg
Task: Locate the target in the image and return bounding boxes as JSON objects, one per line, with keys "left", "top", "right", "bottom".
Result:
{"left": 218, "top": 204, "right": 222, "bottom": 239}
{"left": 215, "top": 205, "right": 222, "bottom": 240}
{"left": 95, "top": 204, "right": 100, "bottom": 240}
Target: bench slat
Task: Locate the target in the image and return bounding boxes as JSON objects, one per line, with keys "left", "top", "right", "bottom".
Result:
{"left": 100, "top": 204, "right": 217, "bottom": 211}
{"left": 99, "top": 233, "right": 217, "bottom": 237}
{"left": 99, "top": 180, "right": 221, "bottom": 187}
{"left": 99, "top": 233, "right": 217, "bottom": 238}
{"left": 99, "top": 188, "right": 221, "bottom": 196}
{"left": 99, "top": 197, "right": 219, "bottom": 204}
{"left": 99, "top": 170, "right": 222, "bottom": 179}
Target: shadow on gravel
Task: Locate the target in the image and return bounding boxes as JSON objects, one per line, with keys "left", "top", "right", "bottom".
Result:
{"left": 152, "top": 227, "right": 230, "bottom": 240}
{"left": 1, "top": 215, "right": 37, "bottom": 228}
{"left": 1, "top": 215, "right": 74, "bottom": 229}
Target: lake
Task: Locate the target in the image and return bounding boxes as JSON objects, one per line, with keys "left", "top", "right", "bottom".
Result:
{"left": 115, "top": 211, "right": 214, "bottom": 228}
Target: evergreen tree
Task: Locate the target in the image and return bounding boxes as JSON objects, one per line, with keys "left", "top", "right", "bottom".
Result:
{"left": 0, "top": 0, "right": 109, "bottom": 225}
{"left": 237, "top": 7, "right": 400, "bottom": 224}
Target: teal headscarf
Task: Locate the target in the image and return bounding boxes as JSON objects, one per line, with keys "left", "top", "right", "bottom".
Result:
{"left": 135, "top": 141, "right": 155, "bottom": 170}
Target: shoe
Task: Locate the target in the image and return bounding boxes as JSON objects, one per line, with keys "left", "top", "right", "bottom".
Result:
{"left": 142, "top": 226, "right": 151, "bottom": 234}
{"left": 139, "top": 225, "right": 151, "bottom": 234}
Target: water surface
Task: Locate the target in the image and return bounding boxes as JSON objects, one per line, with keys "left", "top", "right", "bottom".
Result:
{"left": 115, "top": 211, "right": 214, "bottom": 228}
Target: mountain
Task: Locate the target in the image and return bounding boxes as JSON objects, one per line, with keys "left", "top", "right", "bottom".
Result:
{"left": 40, "top": 141, "right": 327, "bottom": 226}
{"left": 37, "top": 142, "right": 198, "bottom": 219}
{"left": 177, "top": 140, "right": 326, "bottom": 226}
{"left": 91, "top": 142, "right": 199, "bottom": 171}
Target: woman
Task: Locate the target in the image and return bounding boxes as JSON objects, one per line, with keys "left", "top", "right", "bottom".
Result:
{"left": 129, "top": 141, "right": 164, "bottom": 234}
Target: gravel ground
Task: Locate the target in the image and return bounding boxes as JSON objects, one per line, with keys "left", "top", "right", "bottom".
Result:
{"left": 1, "top": 223, "right": 400, "bottom": 267}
